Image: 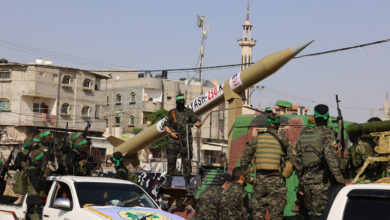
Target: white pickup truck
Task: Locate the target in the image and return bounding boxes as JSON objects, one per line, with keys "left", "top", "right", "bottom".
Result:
{"left": 327, "top": 183, "right": 390, "bottom": 220}
{"left": 0, "top": 176, "right": 184, "bottom": 220}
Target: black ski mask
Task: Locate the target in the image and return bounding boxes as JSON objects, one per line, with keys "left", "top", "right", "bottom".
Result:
{"left": 176, "top": 94, "right": 185, "bottom": 111}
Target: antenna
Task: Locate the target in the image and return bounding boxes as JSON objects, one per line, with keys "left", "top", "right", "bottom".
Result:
{"left": 195, "top": 15, "right": 209, "bottom": 84}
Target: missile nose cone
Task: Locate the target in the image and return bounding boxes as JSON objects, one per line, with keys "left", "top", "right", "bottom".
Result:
{"left": 291, "top": 40, "right": 314, "bottom": 56}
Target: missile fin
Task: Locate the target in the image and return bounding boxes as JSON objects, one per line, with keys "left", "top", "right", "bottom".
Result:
{"left": 107, "top": 136, "right": 125, "bottom": 147}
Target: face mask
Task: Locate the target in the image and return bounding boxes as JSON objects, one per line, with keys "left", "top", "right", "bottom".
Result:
{"left": 176, "top": 101, "right": 185, "bottom": 110}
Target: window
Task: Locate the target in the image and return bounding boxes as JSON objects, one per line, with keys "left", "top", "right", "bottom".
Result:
{"left": 74, "top": 182, "right": 158, "bottom": 209}
{"left": 81, "top": 106, "right": 90, "bottom": 117}
{"left": 107, "top": 96, "right": 109, "bottom": 106}
{"left": 0, "top": 71, "right": 10, "bottom": 79}
{"left": 115, "top": 94, "right": 122, "bottom": 104}
{"left": 167, "top": 96, "right": 172, "bottom": 101}
{"left": 83, "top": 79, "right": 92, "bottom": 88}
{"left": 50, "top": 181, "right": 73, "bottom": 210}
{"left": 130, "top": 92, "right": 136, "bottom": 103}
{"left": 0, "top": 98, "right": 9, "bottom": 110}
{"left": 115, "top": 116, "right": 121, "bottom": 125}
{"left": 40, "top": 103, "right": 48, "bottom": 114}
{"left": 129, "top": 116, "right": 135, "bottom": 126}
{"left": 61, "top": 103, "right": 70, "bottom": 114}
{"left": 62, "top": 76, "right": 71, "bottom": 85}
{"left": 33, "top": 103, "right": 40, "bottom": 113}
{"left": 343, "top": 189, "right": 390, "bottom": 220}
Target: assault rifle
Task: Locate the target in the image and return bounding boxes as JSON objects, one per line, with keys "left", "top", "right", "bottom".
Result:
{"left": 63, "top": 122, "right": 69, "bottom": 149}
{"left": 41, "top": 134, "right": 55, "bottom": 174}
{"left": 332, "top": 95, "right": 345, "bottom": 158}
{"left": 83, "top": 121, "right": 91, "bottom": 138}
{"left": 0, "top": 145, "right": 16, "bottom": 195}
{"left": 170, "top": 110, "right": 186, "bottom": 152}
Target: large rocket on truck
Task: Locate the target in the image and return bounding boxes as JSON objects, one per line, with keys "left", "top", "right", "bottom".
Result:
{"left": 109, "top": 41, "right": 314, "bottom": 166}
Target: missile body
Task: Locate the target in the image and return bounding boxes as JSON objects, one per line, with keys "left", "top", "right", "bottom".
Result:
{"left": 347, "top": 120, "right": 390, "bottom": 137}
{"left": 115, "top": 41, "right": 313, "bottom": 158}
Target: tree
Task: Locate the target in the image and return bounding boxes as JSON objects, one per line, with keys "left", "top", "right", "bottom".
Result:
{"left": 147, "top": 108, "right": 168, "bottom": 149}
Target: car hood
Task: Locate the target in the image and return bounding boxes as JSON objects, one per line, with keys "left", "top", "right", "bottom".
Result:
{"left": 83, "top": 205, "right": 184, "bottom": 220}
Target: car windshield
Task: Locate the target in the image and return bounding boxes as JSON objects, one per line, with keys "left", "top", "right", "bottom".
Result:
{"left": 74, "top": 182, "right": 158, "bottom": 209}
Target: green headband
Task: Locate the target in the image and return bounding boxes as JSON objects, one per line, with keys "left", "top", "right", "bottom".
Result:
{"left": 74, "top": 139, "right": 87, "bottom": 148}
{"left": 31, "top": 152, "right": 44, "bottom": 162}
{"left": 39, "top": 130, "right": 51, "bottom": 138}
{"left": 176, "top": 96, "right": 185, "bottom": 101}
{"left": 71, "top": 133, "right": 81, "bottom": 141}
{"left": 0, "top": 159, "right": 2, "bottom": 165}
{"left": 33, "top": 138, "right": 41, "bottom": 143}
{"left": 266, "top": 117, "right": 280, "bottom": 124}
{"left": 265, "top": 107, "right": 273, "bottom": 112}
{"left": 23, "top": 141, "right": 34, "bottom": 149}
{"left": 314, "top": 110, "right": 329, "bottom": 120}
{"left": 112, "top": 156, "right": 123, "bottom": 167}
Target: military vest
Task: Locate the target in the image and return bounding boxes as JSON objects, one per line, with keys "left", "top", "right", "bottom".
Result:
{"left": 299, "top": 127, "right": 324, "bottom": 168}
{"left": 254, "top": 132, "right": 283, "bottom": 170}
{"left": 27, "top": 166, "right": 45, "bottom": 197}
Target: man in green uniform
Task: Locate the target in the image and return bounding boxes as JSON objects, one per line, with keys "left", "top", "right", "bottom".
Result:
{"left": 241, "top": 113, "right": 294, "bottom": 220}
{"left": 162, "top": 94, "right": 201, "bottom": 189}
{"left": 347, "top": 117, "right": 382, "bottom": 180}
{"left": 66, "top": 135, "right": 95, "bottom": 176}
{"left": 220, "top": 167, "right": 250, "bottom": 220}
{"left": 26, "top": 149, "right": 46, "bottom": 220}
{"left": 194, "top": 173, "right": 232, "bottom": 220}
{"left": 111, "top": 152, "right": 138, "bottom": 184}
{"left": 296, "top": 104, "right": 349, "bottom": 219}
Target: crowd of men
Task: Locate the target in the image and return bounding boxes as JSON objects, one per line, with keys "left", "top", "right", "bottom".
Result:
{"left": 1, "top": 92, "right": 387, "bottom": 220}
{"left": 194, "top": 104, "right": 388, "bottom": 220}
{"left": 0, "top": 129, "right": 138, "bottom": 220}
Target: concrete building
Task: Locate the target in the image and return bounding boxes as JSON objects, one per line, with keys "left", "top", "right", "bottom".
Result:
{"left": 101, "top": 70, "right": 229, "bottom": 163}
{"left": 0, "top": 58, "right": 109, "bottom": 144}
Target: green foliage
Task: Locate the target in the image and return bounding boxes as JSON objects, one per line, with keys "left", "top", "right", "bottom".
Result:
{"left": 147, "top": 108, "right": 169, "bottom": 149}
{"left": 147, "top": 108, "right": 168, "bottom": 124}
{"left": 131, "top": 128, "right": 143, "bottom": 135}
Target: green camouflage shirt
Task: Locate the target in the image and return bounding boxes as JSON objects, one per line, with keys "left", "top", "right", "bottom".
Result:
{"left": 220, "top": 182, "right": 250, "bottom": 220}
{"left": 296, "top": 126, "right": 344, "bottom": 184}
{"left": 194, "top": 186, "right": 223, "bottom": 220}
{"left": 164, "top": 107, "right": 200, "bottom": 143}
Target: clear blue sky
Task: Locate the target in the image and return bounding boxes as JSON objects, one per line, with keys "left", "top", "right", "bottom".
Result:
{"left": 1, "top": 0, "right": 390, "bottom": 122}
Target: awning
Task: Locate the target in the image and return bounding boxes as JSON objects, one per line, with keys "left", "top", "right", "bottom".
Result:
{"left": 90, "top": 137, "right": 114, "bottom": 149}
{"left": 201, "top": 142, "right": 227, "bottom": 152}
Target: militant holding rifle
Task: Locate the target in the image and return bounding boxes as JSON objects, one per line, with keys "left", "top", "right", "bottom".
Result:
{"left": 332, "top": 95, "right": 345, "bottom": 158}
{"left": 0, "top": 145, "right": 16, "bottom": 195}
{"left": 41, "top": 134, "right": 55, "bottom": 174}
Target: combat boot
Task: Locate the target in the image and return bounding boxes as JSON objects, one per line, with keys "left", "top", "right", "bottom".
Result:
{"left": 161, "top": 176, "right": 172, "bottom": 188}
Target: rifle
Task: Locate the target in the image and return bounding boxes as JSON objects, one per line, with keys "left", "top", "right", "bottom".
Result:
{"left": 0, "top": 145, "right": 16, "bottom": 195}
{"left": 83, "top": 121, "right": 91, "bottom": 138}
{"left": 63, "top": 122, "right": 69, "bottom": 149}
{"left": 332, "top": 95, "right": 345, "bottom": 158}
{"left": 41, "top": 134, "right": 55, "bottom": 174}
{"left": 170, "top": 110, "right": 186, "bottom": 152}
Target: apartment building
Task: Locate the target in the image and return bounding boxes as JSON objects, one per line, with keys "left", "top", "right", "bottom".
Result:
{"left": 0, "top": 58, "right": 109, "bottom": 143}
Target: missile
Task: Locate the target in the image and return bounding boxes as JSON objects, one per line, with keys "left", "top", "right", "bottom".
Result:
{"left": 112, "top": 41, "right": 313, "bottom": 163}
{"left": 347, "top": 120, "right": 390, "bottom": 137}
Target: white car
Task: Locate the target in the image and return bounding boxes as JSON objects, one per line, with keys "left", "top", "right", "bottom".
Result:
{"left": 0, "top": 176, "right": 184, "bottom": 220}
{"left": 327, "top": 183, "right": 390, "bottom": 220}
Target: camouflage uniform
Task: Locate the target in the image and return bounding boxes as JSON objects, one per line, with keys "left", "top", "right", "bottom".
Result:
{"left": 241, "top": 128, "right": 293, "bottom": 220}
{"left": 194, "top": 186, "right": 223, "bottom": 220}
{"left": 220, "top": 182, "right": 250, "bottom": 220}
{"left": 296, "top": 126, "right": 345, "bottom": 218}
{"left": 347, "top": 138, "right": 381, "bottom": 180}
{"left": 163, "top": 107, "right": 200, "bottom": 182}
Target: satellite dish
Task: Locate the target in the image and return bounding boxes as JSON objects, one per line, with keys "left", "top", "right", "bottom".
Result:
{"left": 196, "top": 14, "right": 202, "bottom": 28}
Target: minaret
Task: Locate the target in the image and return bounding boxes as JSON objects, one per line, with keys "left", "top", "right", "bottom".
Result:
{"left": 238, "top": 0, "right": 256, "bottom": 105}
